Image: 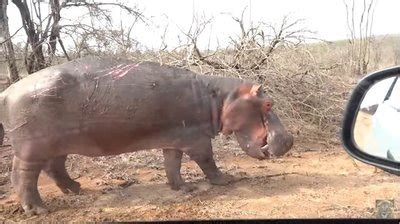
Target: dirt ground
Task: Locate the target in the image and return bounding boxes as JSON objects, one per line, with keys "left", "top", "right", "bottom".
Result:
{"left": 0, "top": 138, "right": 399, "bottom": 222}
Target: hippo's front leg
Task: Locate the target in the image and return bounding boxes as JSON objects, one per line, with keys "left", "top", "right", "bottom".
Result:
{"left": 162, "top": 149, "right": 197, "bottom": 192}
{"left": 187, "top": 139, "right": 234, "bottom": 186}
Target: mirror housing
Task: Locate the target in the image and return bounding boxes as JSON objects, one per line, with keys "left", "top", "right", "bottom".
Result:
{"left": 342, "top": 66, "right": 400, "bottom": 174}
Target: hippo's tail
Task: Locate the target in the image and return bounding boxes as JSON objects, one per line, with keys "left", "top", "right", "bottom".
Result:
{"left": 0, "top": 92, "right": 6, "bottom": 145}
{"left": 0, "top": 123, "right": 4, "bottom": 145}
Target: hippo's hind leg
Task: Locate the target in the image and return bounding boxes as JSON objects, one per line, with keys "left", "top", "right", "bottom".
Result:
{"left": 11, "top": 156, "right": 21, "bottom": 192}
{"left": 162, "top": 149, "right": 197, "bottom": 192}
{"left": 43, "top": 155, "right": 81, "bottom": 194}
{"left": 11, "top": 156, "right": 48, "bottom": 215}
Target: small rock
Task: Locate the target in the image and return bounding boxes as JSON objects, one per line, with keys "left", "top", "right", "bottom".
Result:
{"left": 118, "top": 181, "right": 134, "bottom": 188}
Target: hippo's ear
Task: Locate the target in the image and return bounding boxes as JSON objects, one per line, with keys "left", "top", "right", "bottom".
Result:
{"left": 237, "top": 84, "right": 263, "bottom": 99}
{"left": 249, "top": 84, "right": 262, "bottom": 96}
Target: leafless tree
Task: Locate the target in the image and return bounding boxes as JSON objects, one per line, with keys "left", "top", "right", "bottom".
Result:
{"left": 229, "top": 12, "right": 309, "bottom": 71}
{"left": 177, "top": 9, "right": 310, "bottom": 74}
{"left": 0, "top": 0, "right": 19, "bottom": 83}
{"left": 10, "top": 0, "right": 144, "bottom": 74}
{"left": 60, "top": 0, "right": 145, "bottom": 57}
{"left": 343, "top": 0, "right": 376, "bottom": 75}
{"left": 175, "top": 14, "right": 224, "bottom": 69}
{"left": 61, "top": 17, "right": 142, "bottom": 57}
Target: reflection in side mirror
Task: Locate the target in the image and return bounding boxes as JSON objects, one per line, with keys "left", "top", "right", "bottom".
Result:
{"left": 354, "top": 77, "right": 400, "bottom": 163}
{"left": 342, "top": 66, "right": 400, "bottom": 174}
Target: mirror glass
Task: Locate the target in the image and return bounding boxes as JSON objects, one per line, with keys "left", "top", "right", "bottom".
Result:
{"left": 353, "top": 76, "right": 400, "bottom": 162}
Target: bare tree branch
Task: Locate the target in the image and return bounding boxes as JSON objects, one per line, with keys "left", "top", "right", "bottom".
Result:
{"left": 61, "top": 0, "right": 145, "bottom": 22}
{"left": 0, "top": 25, "right": 23, "bottom": 45}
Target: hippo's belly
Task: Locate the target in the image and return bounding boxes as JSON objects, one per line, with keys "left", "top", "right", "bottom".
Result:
{"left": 58, "top": 122, "right": 206, "bottom": 157}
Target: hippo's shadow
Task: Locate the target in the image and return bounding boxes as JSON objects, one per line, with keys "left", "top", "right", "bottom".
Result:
{"left": 92, "top": 181, "right": 212, "bottom": 207}
{"left": 47, "top": 171, "right": 356, "bottom": 212}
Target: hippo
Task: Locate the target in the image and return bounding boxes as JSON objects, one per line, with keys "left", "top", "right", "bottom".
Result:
{"left": 0, "top": 56, "right": 293, "bottom": 214}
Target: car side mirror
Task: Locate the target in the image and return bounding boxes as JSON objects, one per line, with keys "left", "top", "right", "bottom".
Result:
{"left": 342, "top": 66, "right": 400, "bottom": 175}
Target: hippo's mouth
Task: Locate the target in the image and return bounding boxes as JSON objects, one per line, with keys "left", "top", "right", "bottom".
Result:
{"left": 260, "top": 144, "right": 272, "bottom": 159}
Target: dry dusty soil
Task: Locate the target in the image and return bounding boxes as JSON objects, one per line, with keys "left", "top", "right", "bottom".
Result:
{"left": 0, "top": 138, "right": 399, "bottom": 222}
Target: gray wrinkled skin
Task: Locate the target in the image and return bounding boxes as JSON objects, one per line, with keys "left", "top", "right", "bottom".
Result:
{"left": 0, "top": 56, "right": 293, "bottom": 214}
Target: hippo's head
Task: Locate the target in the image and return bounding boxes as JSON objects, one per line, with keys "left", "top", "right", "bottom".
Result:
{"left": 221, "top": 84, "right": 293, "bottom": 160}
